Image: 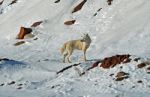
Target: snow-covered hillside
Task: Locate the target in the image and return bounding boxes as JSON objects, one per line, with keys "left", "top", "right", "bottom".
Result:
{"left": 0, "top": 0, "right": 150, "bottom": 97}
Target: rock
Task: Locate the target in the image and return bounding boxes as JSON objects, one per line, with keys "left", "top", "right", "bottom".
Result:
{"left": 8, "top": 81, "right": 15, "bottom": 85}
{"left": 18, "top": 84, "right": 23, "bottom": 86}
{"left": 115, "top": 71, "right": 129, "bottom": 81}
{"left": 14, "top": 41, "right": 25, "bottom": 46}
{"left": 31, "top": 21, "right": 43, "bottom": 27}
{"left": 137, "top": 63, "right": 146, "bottom": 68}
{"left": 17, "top": 87, "right": 22, "bottom": 89}
{"left": 147, "top": 66, "right": 150, "bottom": 70}
{"left": 54, "top": 0, "right": 60, "bottom": 3}
{"left": 107, "top": 0, "right": 113, "bottom": 5}
{"left": 134, "top": 58, "right": 141, "bottom": 62}
{"left": 109, "top": 73, "right": 114, "bottom": 76}
{"left": 0, "top": 0, "right": 4, "bottom": 5}
{"left": 115, "top": 71, "right": 129, "bottom": 78}
{"left": 123, "top": 58, "right": 131, "bottom": 63}
{"left": 16, "top": 27, "right": 32, "bottom": 39}
{"left": 0, "top": 58, "right": 9, "bottom": 61}
{"left": 9, "top": 0, "right": 18, "bottom": 6}
{"left": 100, "top": 54, "right": 131, "bottom": 69}
{"left": 137, "top": 80, "right": 143, "bottom": 83}
{"left": 72, "top": 0, "right": 87, "bottom": 13}
{"left": 0, "top": 83, "right": 4, "bottom": 86}
{"left": 64, "top": 20, "right": 76, "bottom": 25}
{"left": 115, "top": 76, "right": 129, "bottom": 81}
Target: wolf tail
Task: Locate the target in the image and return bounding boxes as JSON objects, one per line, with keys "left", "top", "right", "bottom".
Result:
{"left": 61, "top": 43, "right": 66, "bottom": 54}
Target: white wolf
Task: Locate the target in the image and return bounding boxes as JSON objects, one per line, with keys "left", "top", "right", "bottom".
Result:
{"left": 61, "top": 33, "right": 91, "bottom": 63}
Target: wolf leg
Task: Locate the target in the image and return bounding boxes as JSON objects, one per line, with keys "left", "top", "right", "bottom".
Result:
{"left": 83, "top": 50, "right": 87, "bottom": 61}
{"left": 67, "top": 49, "right": 73, "bottom": 63}
{"left": 63, "top": 53, "right": 68, "bottom": 63}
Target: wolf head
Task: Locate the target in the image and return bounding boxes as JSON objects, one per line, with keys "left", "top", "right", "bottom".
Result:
{"left": 81, "top": 33, "right": 91, "bottom": 43}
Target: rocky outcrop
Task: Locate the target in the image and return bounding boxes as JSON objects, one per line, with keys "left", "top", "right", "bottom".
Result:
{"left": 100, "top": 54, "right": 131, "bottom": 69}
{"left": 72, "top": 0, "right": 87, "bottom": 13}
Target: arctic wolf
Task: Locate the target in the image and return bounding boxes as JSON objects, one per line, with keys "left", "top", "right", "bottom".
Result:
{"left": 61, "top": 33, "right": 91, "bottom": 63}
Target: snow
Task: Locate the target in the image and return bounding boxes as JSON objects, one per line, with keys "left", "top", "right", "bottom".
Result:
{"left": 0, "top": 0, "right": 150, "bottom": 97}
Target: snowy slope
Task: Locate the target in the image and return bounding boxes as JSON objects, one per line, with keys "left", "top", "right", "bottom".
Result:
{"left": 0, "top": 0, "right": 150, "bottom": 97}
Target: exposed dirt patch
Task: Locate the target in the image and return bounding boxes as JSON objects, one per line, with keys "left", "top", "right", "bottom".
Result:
{"left": 72, "top": 0, "right": 87, "bottom": 13}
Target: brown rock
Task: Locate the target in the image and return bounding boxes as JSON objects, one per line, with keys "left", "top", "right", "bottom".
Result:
{"left": 16, "top": 27, "right": 32, "bottom": 39}
{"left": 134, "top": 58, "right": 140, "bottom": 62}
{"left": 64, "top": 20, "right": 76, "bottom": 25}
{"left": 72, "top": 0, "right": 87, "bottom": 13}
{"left": 31, "top": 21, "right": 43, "bottom": 27}
{"left": 137, "top": 63, "right": 146, "bottom": 68}
{"left": 100, "top": 54, "right": 131, "bottom": 69}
